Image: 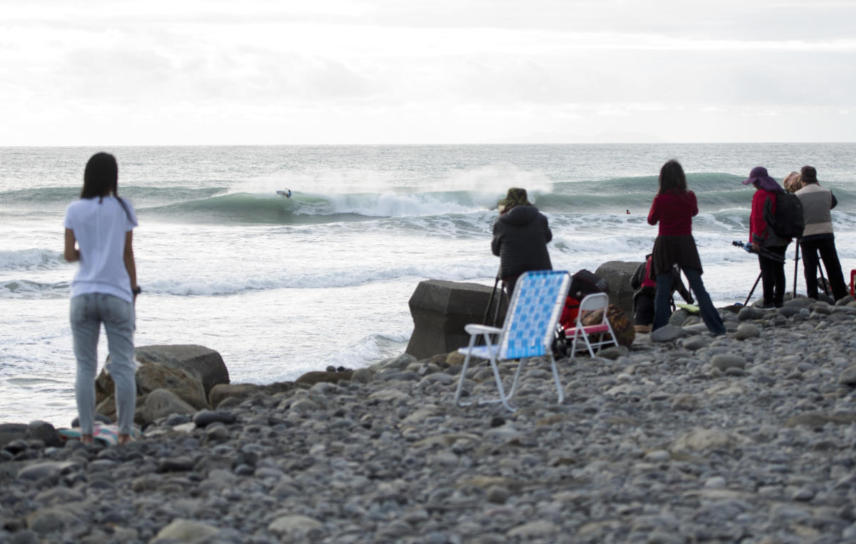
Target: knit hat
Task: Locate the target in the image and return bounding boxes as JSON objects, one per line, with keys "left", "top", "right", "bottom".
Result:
{"left": 497, "top": 188, "right": 532, "bottom": 213}
{"left": 742, "top": 166, "right": 784, "bottom": 193}
{"left": 800, "top": 165, "right": 818, "bottom": 185}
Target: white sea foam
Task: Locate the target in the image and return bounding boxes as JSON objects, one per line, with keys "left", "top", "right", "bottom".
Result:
{"left": 0, "top": 249, "right": 63, "bottom": 271}
{"left": 144, "top": 261, "right": 499, "bottom": 296}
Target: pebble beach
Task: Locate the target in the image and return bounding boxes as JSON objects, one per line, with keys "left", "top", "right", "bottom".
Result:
{"left": 3, "top": 296, "right": 856, "bottom": 544}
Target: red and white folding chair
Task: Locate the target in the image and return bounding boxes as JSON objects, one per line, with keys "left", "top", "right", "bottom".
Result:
{"left": 564, "top": 293, "right": 619, "bottom": 358}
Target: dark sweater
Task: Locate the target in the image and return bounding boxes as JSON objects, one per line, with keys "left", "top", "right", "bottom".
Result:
{"left": 491, "top": 205, "right": 552, "bottom": 279}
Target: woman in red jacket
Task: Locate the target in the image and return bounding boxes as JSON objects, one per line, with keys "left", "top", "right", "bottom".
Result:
{"left": 743, "top": 166, "right": 789, "bottom": 308}
{"left": 648, "top": 160, "right": 725, "bottom": 334}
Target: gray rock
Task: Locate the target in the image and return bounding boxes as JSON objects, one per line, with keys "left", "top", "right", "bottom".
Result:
{"left": 17, "top": 461, "right": 77, "bottom": 482}
{"left": 486, "top": 485, "right": 511, "bottom": 504}
{"left": 669, "top": 309, "right": 690, "bottom": 327}
{"left": 25, "top": 507, "right": 81, "bottom": 534}
{"left": 153, "top": 519, "right": 220, "bottom": 543}
{"left": 157, "top": 457, "right": 195, "bottom": 473}
{"left": 839, "top": 365, "right": 856, "bottom": 386}
{"left": 679, "top": 335, "right": 707, "bottom": 351}
{"left": 9, "top": 530, "right": 40, "bottom": 544}
{"left": 711, "top": 354, "right": 746, "bottom": 371}
{"left": 351, "top": 368, "right": 374, "bottom": 383}
{"left": 268, "top": 515, "right": 324, "bottom": 540}
{"left": 141, "top": 389, "right": 197, "bottom": 424}
{"left": 507, "top": 520, "right": 559, "bottom": 539}
{"left": 738, "top": 307, "right": 767, "bottom": 321}
{"left": 734, "top": 323, "right": 760, "bottom": 340}
{"left": 193, "top": 410, "right": 236, "bottom": 427}
{"left": 651, "top": 325, "right": 686, "bottom": 343}
{"left": 25, "top": 421, "right": 61, "bottom": 448}
{"left": 133, "top": 344, "right": 230, "bottom": 399}
{"left": 0, "top": 423, "right": 28, "bottom": 449}
{"left": 598, "top": 346, "right": 630, "bottom": 360}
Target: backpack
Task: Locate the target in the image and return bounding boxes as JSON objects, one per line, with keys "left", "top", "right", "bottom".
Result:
{"left": 765, "top": 192, "right": 805, "bottom": 239}
{"left": 569, "top": 269, "right": 609, "bottom": 299}
{"left": 560, "top": 270, "right": 609, "bottom": 329}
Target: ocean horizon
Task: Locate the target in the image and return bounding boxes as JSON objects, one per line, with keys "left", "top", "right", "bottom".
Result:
{"left": 2, "top": 143, "right": 854, "bottom": 428}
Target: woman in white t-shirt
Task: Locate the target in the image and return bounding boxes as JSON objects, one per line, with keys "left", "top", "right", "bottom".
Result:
{"left": 64, "top": 152, "right": 139, "bottom": 445}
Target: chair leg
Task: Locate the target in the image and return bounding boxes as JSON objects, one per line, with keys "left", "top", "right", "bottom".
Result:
{"left": 549, "top": 353, "right": 564, "bottom": 405}
{"left": 570, "top": 329, "right": 580, "bottom": 360}
{"left": 584, "top": 333, "right": 596, "bottom": 358}
{"left": 488, "top": 354, "right": 517, "bottom": 412}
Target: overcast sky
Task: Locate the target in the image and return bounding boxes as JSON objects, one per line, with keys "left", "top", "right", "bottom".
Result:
{"left": 1, "top": 0, "right": 854, "bottom": 145}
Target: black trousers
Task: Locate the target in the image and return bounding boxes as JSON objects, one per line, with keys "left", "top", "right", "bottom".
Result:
{"left": 759, "top": 245, "right": 787, "bottom": 307}
{"left": 801, "top": 235, "right": 848, "bottom": 300}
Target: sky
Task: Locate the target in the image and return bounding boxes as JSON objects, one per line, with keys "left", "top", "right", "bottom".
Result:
{"left": 1, "top": 0, "right": 854, "bottom": 145}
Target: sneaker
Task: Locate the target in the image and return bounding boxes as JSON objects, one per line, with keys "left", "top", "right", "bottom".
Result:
{"left": 756, "top": 302, "right": 776, "bottom": 310}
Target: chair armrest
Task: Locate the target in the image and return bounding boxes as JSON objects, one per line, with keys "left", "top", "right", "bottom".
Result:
{"left": 465, "top": 324, "right": 502, "bottom": 335}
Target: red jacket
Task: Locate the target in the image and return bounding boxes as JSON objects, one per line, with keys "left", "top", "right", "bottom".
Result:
{"left": 648, "top": 191, "right": 697, "bottom": 236}
{"left": 750, "top": 189, "right": 776, "bottom": 245}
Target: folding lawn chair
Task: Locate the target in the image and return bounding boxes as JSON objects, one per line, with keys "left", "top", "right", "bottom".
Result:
{"left": 454, "top": 270, "right": 571, "bottom": 412}
{"left": 564, "top": 292, "right": 619, "bottom": 359}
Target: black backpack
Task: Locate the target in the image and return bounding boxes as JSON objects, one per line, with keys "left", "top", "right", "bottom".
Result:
{"left": 569, "top": 269, "right": 609, "bottom": 299}
{"left": 764, "top": 192, "right": 805, "bottom": 239}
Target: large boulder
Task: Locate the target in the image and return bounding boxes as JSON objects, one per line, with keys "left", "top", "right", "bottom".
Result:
{"left": 97, "top": 360, "right": 209, "bottom": 411}
{"left": 96, "top": 345, "right": 229, "bottom": 410}
{"left": 595, "top": 261, "right": 643, "bottom": 318}
{"left": 133, "top": 345, "right": 229, "bottom": 398}
{"left": 405, "top": 280, "right": 507, "bottom": 360}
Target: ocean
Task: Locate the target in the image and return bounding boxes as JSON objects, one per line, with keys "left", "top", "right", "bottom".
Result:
{"left": 2, "top": 144, "right": 854, "bottom": 428}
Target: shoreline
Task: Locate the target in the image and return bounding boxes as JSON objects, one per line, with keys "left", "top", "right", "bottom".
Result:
{"left": 3, "top": 297, "right": 856, "bottom": 542}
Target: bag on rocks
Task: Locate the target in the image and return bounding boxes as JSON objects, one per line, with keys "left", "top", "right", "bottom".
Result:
{"left": 560, "top": 270, "right": 609, "bottom": 329}
{"left": 581, "top": 303, "right": 635, "bottom": 348}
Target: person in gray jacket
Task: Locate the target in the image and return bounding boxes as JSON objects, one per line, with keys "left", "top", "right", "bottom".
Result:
{"left": 491, "top": 188, "right": 552, "bottom": 297}
{"left": 796, "top": 165, "right": 848, "bottom": 300}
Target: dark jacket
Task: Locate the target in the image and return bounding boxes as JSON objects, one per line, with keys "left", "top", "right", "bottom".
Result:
{"left": 630, "top": 258, "right": 693, "bottom": 306}
{"left": 491, "top": 205, "right": 552, "bottom": 279}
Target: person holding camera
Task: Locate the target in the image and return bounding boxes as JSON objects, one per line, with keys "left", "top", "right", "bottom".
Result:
{"left": 796, "top": 165, "right": 848, "bottom": 301}
{"left": 743, "top": 166, "right": 790, "bottom": 309}
{"left": 491, "top": 188, "right": 552, "bottom": 297}
{"left": 64, "top": 152, "right": 139, "bottom": 446}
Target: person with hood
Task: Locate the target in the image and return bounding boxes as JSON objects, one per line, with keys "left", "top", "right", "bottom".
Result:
{"left": 744, "top": 166, "right": 790, "bottom": 308}
{"left": 491, "top": 188, "right": 552, "bottom": 297}
{"left": 796, "top": 165, "right": 848, "bottom": 300}
{"left": 631, "top": 254, "right": 693, "bottom": 334}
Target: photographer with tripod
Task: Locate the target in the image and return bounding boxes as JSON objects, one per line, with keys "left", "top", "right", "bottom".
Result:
{"left": 795, "top": 166, "right": 848, "bottom": 301}
{"left": 743, "top": 167, "right": 790, "bottom": 309}
{"left": 491, "top": 188, "right": 552, "bottom": 298}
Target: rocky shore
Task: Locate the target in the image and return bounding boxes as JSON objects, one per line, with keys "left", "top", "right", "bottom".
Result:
{"left": 4, "top": 297, "right": 856, "bottom": 544}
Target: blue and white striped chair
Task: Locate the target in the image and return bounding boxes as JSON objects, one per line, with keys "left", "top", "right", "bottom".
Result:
{"left": 454, "top": 270, "right": 571, "bottom": 412}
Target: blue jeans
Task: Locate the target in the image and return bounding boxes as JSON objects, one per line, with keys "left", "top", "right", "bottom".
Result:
{"left": 653, "top": 267, "right": 725, "bottom": 335}
{"left": 70, "top": 293, "right": 136, "bottom": 436}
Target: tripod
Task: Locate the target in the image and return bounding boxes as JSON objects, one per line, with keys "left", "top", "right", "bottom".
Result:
{"left": 733, "top": 241, "right": 786, "bottom": 306}
{"left": 792, "top": 240, "right": 830, "bottom": 299}
{"left": 482, "top": 275, "right": 505, "bottom": 328}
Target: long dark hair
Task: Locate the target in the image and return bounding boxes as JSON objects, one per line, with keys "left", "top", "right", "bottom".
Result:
{"left": 658, "top": 159, "right": 687, "bottom": 195}
{"left": 81, "top": 152, "right": 118, "bottom": 199}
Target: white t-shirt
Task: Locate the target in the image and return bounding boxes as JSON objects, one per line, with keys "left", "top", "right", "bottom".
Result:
{"left": 64, "top": 196, "right": 138, "bottom": 303}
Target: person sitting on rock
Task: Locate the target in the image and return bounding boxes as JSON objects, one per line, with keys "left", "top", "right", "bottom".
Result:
{"left": 631, "top": 254, "right": 693, "bottom": 333}
{"left": 491, "top": 188, "right": 552, "bottom": 297}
